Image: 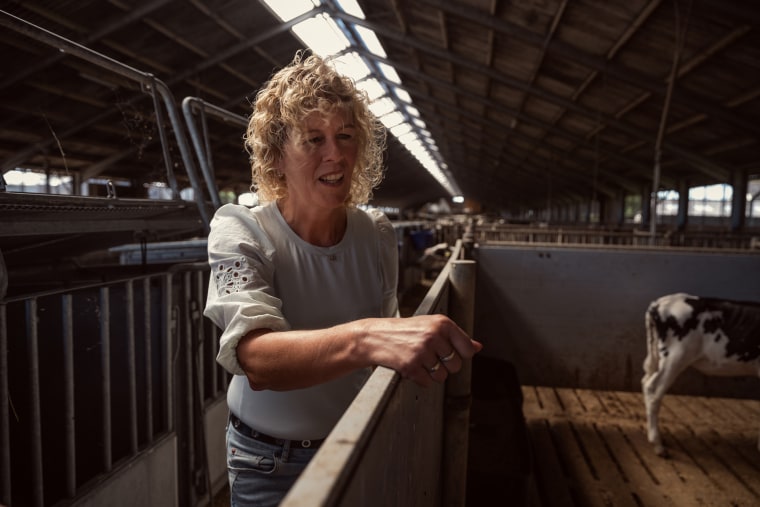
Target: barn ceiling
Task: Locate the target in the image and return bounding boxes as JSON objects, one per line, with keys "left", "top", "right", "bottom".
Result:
{"left": 0, "top": 0, "right": 758, "bottom": 217}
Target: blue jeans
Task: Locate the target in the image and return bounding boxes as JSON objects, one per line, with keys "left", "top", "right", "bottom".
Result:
{"left": 226, "top": 421, "right": 318, "bottom": 507}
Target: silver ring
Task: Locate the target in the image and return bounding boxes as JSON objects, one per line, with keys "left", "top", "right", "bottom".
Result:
{"left": 428, "top": 361, "right": 441, "bottom": 374}
{"left": 440, "top": 350, "right": 456, "bottom": 362}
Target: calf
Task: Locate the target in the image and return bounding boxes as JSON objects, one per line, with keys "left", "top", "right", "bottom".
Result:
{"left": 641, "top": 292, "right": 760, "bottom": 456}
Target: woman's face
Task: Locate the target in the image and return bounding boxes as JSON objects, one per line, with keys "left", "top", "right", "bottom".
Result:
{"left": 278, "top": 109, "right": 358, "bottom": 214}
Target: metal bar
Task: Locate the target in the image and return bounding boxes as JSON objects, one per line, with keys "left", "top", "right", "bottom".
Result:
{"left": 651, "top": 2, "right": 686, "bottom": 244}
{"left": 100, "top": 287, "right": 112, "bottom": 471}
{"left": 202, "top": 262, "right": 219, "bottom": 396}
{"left": 0, "top": 11, "right": 154, "bottom": 101}
{"left": 0, "top": 10, "right": 213, "bottom": 232}
{"left": 0, "top": 304, "right": 10, "bottom": 505}
{"left": 181, "top": 97, "right": 221, "bottom": 209}
{"left": 164, "top": 274, "right": 174, "bottom": 430}
{"left": 184, "top": 272, "right": 196, "bottom": 479}
{"left": 26, "top": 298, "right": 44, "bottom": 507}
{"left": 149, "top": 77, "right": 181, "bottom": 199}
{"left": 153, "top": 79, "right": 213, "bottom": 233}
{"left": 214, "top": 321, "right": 223, "bottom": 396}
{"left": 126, "top": 281, "right": 138, "bottom": 454}
{"left": 0, "top": 0, "right": 173, "bottom": 92}
{"left": 199, "top": 107, "right": 216, "bottom": 208}
{"left": 62, "top": 294, "right": 76, "bottom": 498}
{"left": 200, "top": 108, "right": 214, "bottom": 177}
{"left": 195, "top": 270, "right": 206, "bottom": 402}
{"left": 144, "top": 277, "right": 154, "bottom": 443}
{"left": 181, "top": 96, "right": 247, "bottom": 211}
{"left": 1, "top": 264, "right": 214, "bottom": 505}
{"left": 194, "top": 267, "right": 214, "bottom": 503}
{"left": 210, "top": 319, "right": 218, "bottom": 395}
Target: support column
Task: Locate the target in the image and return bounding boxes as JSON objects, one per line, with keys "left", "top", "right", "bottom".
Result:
{"left": 598, "top": 197, "right": 607, "bottom": 225}
{"left": 730, "top": 168, "right": 748, "bottom": 231}
{"left": 613, "top": 190, "right": 625, "bottom": 226}
{"left": 640, "top": 185, "right": 651, "bottom": 228}
{"left": 676, "top": 179, "right": 689, "bottom": 231}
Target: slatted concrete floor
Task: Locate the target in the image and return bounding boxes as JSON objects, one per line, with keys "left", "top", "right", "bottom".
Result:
{"left": 522, "top": 386, "right": 760, "bottom": 507}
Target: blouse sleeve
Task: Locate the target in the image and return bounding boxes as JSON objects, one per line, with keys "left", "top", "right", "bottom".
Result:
{"left": 369, "top": 209, "right": 400, "bottom": 318}
{"left": 203, "top": 204, "right": 291, "bottom": 375}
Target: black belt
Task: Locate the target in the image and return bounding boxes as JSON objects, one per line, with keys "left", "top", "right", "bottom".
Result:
{"left": 229, "top": 414, "right": 325, "bottom": 449}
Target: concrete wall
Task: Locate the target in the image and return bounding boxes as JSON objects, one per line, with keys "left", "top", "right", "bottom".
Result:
{"left": 68, "top": 398, "right": 226, "bottom": 507}
{"left": 473, "top": 244, "right": 760, "bottom": 397}
{"left": 74, "top": 435, "right": 177, "bottom": 507}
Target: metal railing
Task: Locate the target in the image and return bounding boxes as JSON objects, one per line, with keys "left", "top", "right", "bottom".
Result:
{"left": 0, "top": 263, "right": 227, "bottom": 507}
{"left": 282, "top": 240, "right": 476, "bottom": 507}
{"left": 181, "top": 96, "right": 249, "bottom": 211}
{"left": 0, "top": 10, "right": 214, "bottom": 232}
{"left": 473, "top": 223, "right": 760, "bottom": 250}
{"left": 1, "top": 233, "right": 475, "bottom": 507}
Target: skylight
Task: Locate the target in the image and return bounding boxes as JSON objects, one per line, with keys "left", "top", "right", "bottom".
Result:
{"left": 291, "top": 13, "right": 349, "bottom": 56}
{"left": 259, "top": 0, "right": 461, "bottom": 197}
{"left": 260, "top": 0, "right": 318, "bottom": 22}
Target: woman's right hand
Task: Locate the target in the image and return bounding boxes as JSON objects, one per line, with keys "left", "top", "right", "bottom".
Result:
{"left": 358, "top": 314, "right": 482, "bottom": 387}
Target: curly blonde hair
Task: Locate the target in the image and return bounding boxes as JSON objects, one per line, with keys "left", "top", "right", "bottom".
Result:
{"left": 244, "top": 51, "right": 387, "bottom": 206}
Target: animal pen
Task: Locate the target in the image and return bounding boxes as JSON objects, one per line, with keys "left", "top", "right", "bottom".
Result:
{"left": 2, "top": 3, "right": 760, "bottom": 505}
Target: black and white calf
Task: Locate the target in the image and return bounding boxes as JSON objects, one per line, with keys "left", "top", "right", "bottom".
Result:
{"left": 641, "top": 292, "right": 760, "bottom": 456}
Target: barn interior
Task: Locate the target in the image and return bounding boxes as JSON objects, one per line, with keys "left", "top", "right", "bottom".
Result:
{"left": 2, "top": 0, "right": 759, "bottom": 292}
{"left": 1, "top": 1, "right": 759, "bottom": 506}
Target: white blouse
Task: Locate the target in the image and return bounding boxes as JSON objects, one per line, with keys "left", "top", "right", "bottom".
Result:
{"left": 203, "top": 201, "right": 399, "bottom": 439}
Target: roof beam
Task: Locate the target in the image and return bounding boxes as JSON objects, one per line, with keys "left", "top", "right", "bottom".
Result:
{"left": 412, "top": 90, "right": 636, "bottom": 197}
{"left": 358, "top": 49, "right": 655, "bottom": 185}
{"left": 0, "top": 0, "right": 173, "bottom": 91}
{"left": 413, "top": 0, "right": 760, "bottom": 141}
{"left": 0, "top": 7, "right": 319, "bottom": 174}
{"left": 432, "top": 123, "right": 615, "bottom": 200}
{"left": 339, "top": 11, "right": 730, "bottom": 181}
{"left": 516, "top": 0, "right": 661, "bottom": 175}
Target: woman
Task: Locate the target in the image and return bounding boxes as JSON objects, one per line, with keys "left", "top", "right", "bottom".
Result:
{"left": 204, "top": 51, "right": 481, "bottom": 506}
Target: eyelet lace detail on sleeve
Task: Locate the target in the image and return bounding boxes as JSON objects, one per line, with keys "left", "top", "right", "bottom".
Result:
{"left": 215, "top": 257, "right": 253, "bottom": 296}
